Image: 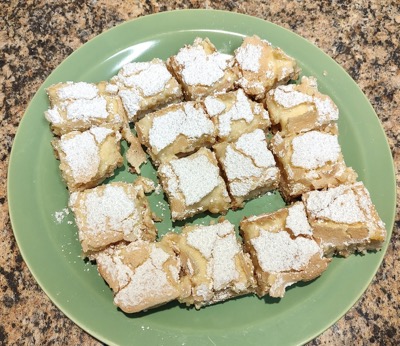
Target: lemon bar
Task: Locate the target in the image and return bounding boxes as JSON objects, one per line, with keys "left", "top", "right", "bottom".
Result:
{"left": 95, "top": 239, "right": 191, "bottom": 313}
{"left": 135, "top": 102, "right": 215, "bottom": 165}
{"left": 110, "top": 58, "right": 183, "bottom": 121}
{"left": 213, "top": 129, "right": 280, "bottom": 208}
{"left": 270, "top": 125, "right": 357, "bottom": 201}
{"left": 52, "top": 127, "right": 123, "bottom": 192}
{"left": 45, "top": 81, "right": 126, "bottom": 136}
{"left": 240, "top": 202, "right": 330, "bottom": 298}
{"left": 69, "top": 180, "right": 157, "bottom": 254}
{"left": 265, "top": 76, "right": 339, "bottom": 135}
{"left": 158, "top": 147, "right": 231, "bottom": 221}
{"left": 167, "top": 37, "right": 239, "bottom": 100}
{"left": 203, "top": 89, "right": 271, "bottom": 143}
{"left": 234, "top": 35, "right": 300, "bottom": 100}
{"left": 169, "top": 220, "right": 256, "bottom": 309}
{"left": 302, "top": 182, "right": 387, "bottom": 257}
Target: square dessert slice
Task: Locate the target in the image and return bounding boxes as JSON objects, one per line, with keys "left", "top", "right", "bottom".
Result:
{"left": 240, "top": 202, "right": 330, "bottom": 298}
{"left": 158, "top": 147, "right": 231, "bottom": 221}
{"left": 69, "top": 179, "right": 157, "bottom": 254}
{"left": 302, "top": 182, "right": 387, "bottom": 257}
{"left": 45, "top": 81, "right": 126, "bottom": 136}
{"left": 203, "top": 89, "right": 271, "bottom": 143}
{"left": 166, "top": 37, "right": 239, "bottom": 100}
{"left": 270, "top": 125, "right": 357, "bottom": 201}
{"left": 264, "top": 76, "right": 339, "bottom": 135}
{"left": 109, "top": 58, "right": 183, "bottom": 122}
{"left": 213, "top": 129, "right": 280, "bottom": 209}
{"left": 135, "top": 102, "right": 215, "bottom": 165}
{"left": 234, "top": 35, "right": 300, "bottom": 100}
{"left": 95, "top": 238, "right": 191, "bottom": 313}
{"left": 167, "top": 220, "right": 256, "bottom": 309}
{"left": 52, "top": 127, "right": 123, "bottom": 192}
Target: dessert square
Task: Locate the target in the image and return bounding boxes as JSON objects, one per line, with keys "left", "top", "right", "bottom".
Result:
{"left": 270, "top": 125, "right": 357, "bottom": 201}
{"left": 213, "top": 129, "right": 280, "bottom": 208}
{"left": 158, "top": 147, "right": 231, "bottom": 221}
{"left": 45, "top": 81, "right": 126, "bottom": 136}
{"left": 95, "top": 239, "right": 191, "bottom": 314}
{"left": 166, "top": 37, "right": 239, "bottom": 100}
{"left": 169, "top": 220, "right": 256, "bottom": 309}
{"left": 264, "top": 76, "right": 339, "bottom": 135}
{"left": 234, "top": 35, "right": 300, "bottom": 100}
{"left": 302, "top": 182, "right": 387, "bottom": 257}
{"left": 52, "top": 127, "right": 123, "bottom": 192}
{"left": 240, "top": 202, "right": 330, "bottom": 298}
{"left": 203, "top": 89, "right": 271, "bottom": 143}
{"left": 109, "top": 58, "right": 183, "bottom": 122}
{"left": 69, "top": 180, "right": 158, "bottom": 254}
{"left": 135, "top": 102, "right": 215, "bottom": 165}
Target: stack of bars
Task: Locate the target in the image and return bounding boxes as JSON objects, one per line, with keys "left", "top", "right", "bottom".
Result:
{"left": 45, "top": 35, "right": 386, "bottom": 313}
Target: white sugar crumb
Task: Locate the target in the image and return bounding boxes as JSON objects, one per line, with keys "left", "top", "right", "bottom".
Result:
{"left": 314, "top": 97, "right": 339, "bottom": 123}
{"left": 236, "top": 129, "right": 275, "bottom": 168}
{"left": 175, "top": 43, "right": 231, "bottom": 86}
{"left": 148, "top": 103, "right": 214, "bottom": 152}
{"left": 57, "top": 82, "right": 98, "bottom": 100}
{"left": 105, "top": 83, "right": 119, "bottom": 94}
{"left": 66, "top": 97, "right": 108, "bottom": 121}
{"left": 305, "top": 185, "right": 366, "bottom": 224}
{"left": 45, "top": 107, "right": 62, "bottom": 124}
{"left": 251, "top": 230, "right": 320, "bottom": 272}
{"left": 170, "top": 153, "right": 219, "bottom": 206}
{"left": 218, "top": 89, "right": 254, "bottom": 137}
{"left": 235, "top": 43, "right": 262, "bottom": 72}
{"left": 204, "top": 96, "right": 226, "bottom": 116}
{"left": 291, "top": 131, "right": 340, "bottom": 169}
{"left": 154, "top": 184, "right": 163, "bottom": 195}
{"left": 286, "top": 203, "right": 312, "bottom": 236}
{"left": 53, "top": 208, "right": 70, "bottom": 224}
{"left": 60, "top": 131, "right": 100, "bottom": 183}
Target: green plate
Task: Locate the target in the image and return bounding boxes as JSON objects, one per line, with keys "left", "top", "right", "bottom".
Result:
{"left": 8, "top": 10, "right": 396, "bottom": 346}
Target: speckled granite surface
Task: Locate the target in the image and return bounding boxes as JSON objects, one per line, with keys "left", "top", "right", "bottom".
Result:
{"left": 1, "top": 1, "right": 399, "bottom": 345}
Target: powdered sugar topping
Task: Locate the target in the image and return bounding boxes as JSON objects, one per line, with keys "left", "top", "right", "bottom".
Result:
{"left": 235, "top": 44, "right": 262, "bottom": 72}
{"left": 285, "top": 203, "right": 312, "bottom": 236}
{"left": 204, "top": 96, "right": 226, "bottom": 116}
{"left": 57, "top": 82, "right": 98, "bottom": 100}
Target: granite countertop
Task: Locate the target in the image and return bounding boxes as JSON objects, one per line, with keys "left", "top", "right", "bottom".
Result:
{"left": 1, "top": 1, "right": 399, "bottom": 345}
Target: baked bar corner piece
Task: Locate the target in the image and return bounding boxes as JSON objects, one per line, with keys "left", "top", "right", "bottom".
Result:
{"left": 135, "top": 101, "right": 215, "bottom": 165}
{"left": 158, "top": 147, "right": 231, "bottom": 221}
{"left": 240, "top": 202, "right": 330, "bottom": 298}
{"left": 52, "top": 126, "right": 123, "bottom": 192}
{"left": 213, "top": 129, "right": 280, "bottom": 209}
{"left": 270, "top": 124, "right": 357, "bottom": 201}
{"left": 166, "top": 37, "right": 239, "bottom": 100}
{"left": 69, "top": 179, "right": 158, "bottom": 255}
{"left": 234, "top": 35, "right": 300, "bottom": 100}
{"left": 95, "top": 238, "right": 191, "bottom": 314}
{"left": 109, "top": 58, "right": 183, "bottom": 122}
{"left": 203, "top": 88, "right": 271, "bottom": 143}
{"left": 173, "top": 220, "right": 256, "bottom": 309}
{"left": 265, "top": 76, "right": 339, "bottom": 135}
{"left": 45, "top": 81, "right": 126, "bottom": 136}
{"left": 302, "top": 182, "right": 387, "bottom": 257}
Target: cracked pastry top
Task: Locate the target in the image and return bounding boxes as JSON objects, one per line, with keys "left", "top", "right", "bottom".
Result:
{"left": 166, "top": 37, "right": 239, "bottom": 100}
{"left": 270, "top": 124, "right": 357, "bottom": 201}
{"left": 135, "top": 101, "right": 215, "bottom": 165}
{"left": 157, "top": 147, "right": 231, "bottom": 221}
{"left": 234, "top": 35, "right": 300, "bottom": 100}
{"left": 240, "top": 202, "right": 330, "bottom": 298}
{"left": 69, "top": 179, "right": 157, "bottom": 255}
{"left": 203, "top": 88, "right": 271, "bottom": 143}
{"left": 109, "top": 58, "right": 183, "bottom": 122}
{"left": 265, "top": 76, "right": 339, "bottom": 135}
{"left": 168, "top": 220, "right": 256, "bottom": 309}
{"left": 45, "top": 81, "right": 126, "bottom": 136}
{"left": 302, "top": 182, "right": 386, "bottom": 257}
{"left": 213, "top": 129, "right": 280, "bottom": 209}
{"left": 51, "top": 126, "right": 123, "bottom": 192}
{"left": 95, "top": 238, "right": 191, "bottom": 314}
